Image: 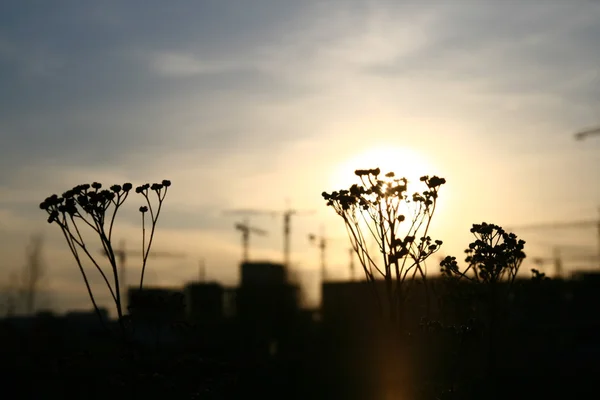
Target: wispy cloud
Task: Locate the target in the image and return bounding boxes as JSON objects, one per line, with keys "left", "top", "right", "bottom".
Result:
{"left": 148, "top": 51, "right": 234, "bottom": 77}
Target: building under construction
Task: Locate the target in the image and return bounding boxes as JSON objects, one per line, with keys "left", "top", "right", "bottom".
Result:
{"left": 235, "top": 261, "right": 300, "bottom": 357}
{"left": 124, "top": 261, "right": 301, "bottom": 355}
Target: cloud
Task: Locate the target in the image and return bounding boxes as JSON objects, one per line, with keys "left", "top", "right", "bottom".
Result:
{"left": 0, "top": 1, "right": 326, "bottom": 180}
{"left": 0, "top": 208, "right": 42, "bottom": 236}
{"left": 148, "top": 51, "right": 233, "bottom": 77}
{"left": 0, "top": 1, "right": 434, "bottom": 182}
{"left": 364, "top": 2, "right": 600, "bottom": 104}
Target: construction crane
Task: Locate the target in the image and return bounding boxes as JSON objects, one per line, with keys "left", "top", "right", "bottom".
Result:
{"left": 282, "top": 205, "right": 316, "bottom": 269}
{"left": 99, "top": 239, "right": 187, "bottom": 305}
{"left": 507, "top": 210, "right": 600, "bottom": 270}
{"left": 574, "top": 125, "right": 600, "bottom": 141}
{"left": 531, "top": 246, "right": 599, "bottom": 278}
{"left": 224, "top": 201, "right": 315, "bottom": 269}
{"left": 198, "top": 258, "right": 206, "bottom": 282}
{"left": 308, "top": 233, "right": 327, "bottom": 282}
{"left": 235, "top": 219, "right": 268, "bottom": 264}
{"left": 348, "top": 247, "right": 356, "bottom": 281}
{"left": 223, "top": 209, "right": 272, "bottom": 263}
{"left": 308, "top": 229, "right": 354, "bottom": 282}
{"left": 531, "top": 247, "right": 563, "bottom": 277}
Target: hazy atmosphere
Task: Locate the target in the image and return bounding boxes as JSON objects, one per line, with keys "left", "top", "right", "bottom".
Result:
{"left": 2, "top": 0, "right": 599, "bottom": 313}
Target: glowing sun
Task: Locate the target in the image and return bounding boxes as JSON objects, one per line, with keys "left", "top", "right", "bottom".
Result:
{"left": 330, "top": 145, "right": 437, "bottom": 190}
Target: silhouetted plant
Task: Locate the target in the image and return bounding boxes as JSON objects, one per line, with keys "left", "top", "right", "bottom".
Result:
{"left": 323, "top": 168, "right": 446, "bottom": 328}
{"left": 440, "top": 222, "right": 525, "bottom": 285}
{"left": 439, "top": 222, "right": 526, "bottom": 391}
{"left": 530, "top": 268, "right": 550, "bottom": 282}
{"left": 39, "top": 180, "right": 171, "bottom": 339}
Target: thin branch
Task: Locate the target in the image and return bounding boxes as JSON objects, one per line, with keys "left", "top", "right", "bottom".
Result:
{"left": 59, "top": 226, "right": 110, "bottom": 334}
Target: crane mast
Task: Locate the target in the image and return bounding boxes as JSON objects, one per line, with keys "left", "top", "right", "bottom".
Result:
{"left": 224, "top": 202, "right": 315, "bottom": 270}
{"left": 308, "top": 229, "right": 353, "bottom": 282}
{"left": 99, "top": 240, "right": 186, "bottom": 309}
{"left": 234, "top": 219, "right": 268, "bottom": 263}
{"left": 508, "top": 208, "right": 600, "bottom": 272}
{"left": 308, "top": 233, "right": 327, "bottom": 282}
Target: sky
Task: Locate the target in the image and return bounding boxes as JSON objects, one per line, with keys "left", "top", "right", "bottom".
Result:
{"left": 1, "top": 0, "right": 600, "bottom": 314}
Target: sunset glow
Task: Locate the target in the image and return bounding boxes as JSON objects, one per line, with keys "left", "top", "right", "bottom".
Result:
{"left": 329, "top": 145, "right": 440, "bottom": 191}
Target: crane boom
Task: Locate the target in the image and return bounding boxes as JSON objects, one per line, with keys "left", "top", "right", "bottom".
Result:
{"left": 225, "top": 203, "right": 315, "bottom": 269}
{"left": 235, "top": 219, "right": 267, "bottom": 263}
{"left": 507, "top": 219, "right": 596, "bottom": 232}
{"left": 532, "top": 246, "right": 599, "bottom": 278}
{"left": 102, "top": 249, "right": 187, "bottom": 258}
{"left": 223, "top": 209, "right": 272, "bottom": 264}
{"left": 99, "top": 240, "right": 187, "bottom": 309}
{"left": 235, "top": 223, "right": 267, "bottom": 235}
{"left": 224, "top": 209, "right": 278, "bottom": 217}
{"left": 574, "top": 125, "right": 600, "bottom": 141}
{"left": 508, "top": 210, "right": 600, "bottom": 271}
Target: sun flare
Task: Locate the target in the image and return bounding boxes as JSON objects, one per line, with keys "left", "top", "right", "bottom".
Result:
{"left": 329, "top": 145, "right": 437, "bottom": 190}
{"left": 326, "top": 144, "right": 448, "bottom": 272}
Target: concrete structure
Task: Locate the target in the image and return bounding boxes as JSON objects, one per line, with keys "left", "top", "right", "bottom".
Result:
{"left": 184, "top": 282, "right": 224, "bottom": 323}
{"left": 240, "top": 261, "right": 286, "bottom": 286}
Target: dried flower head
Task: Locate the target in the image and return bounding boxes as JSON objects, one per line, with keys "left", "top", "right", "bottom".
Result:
{"left": 38, "top": 179, "right": 173, "bottom": 340}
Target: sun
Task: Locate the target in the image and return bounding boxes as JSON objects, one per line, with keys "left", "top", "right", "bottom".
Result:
{"left": 329, "top": 145, "right": 437, "bottom": 190}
